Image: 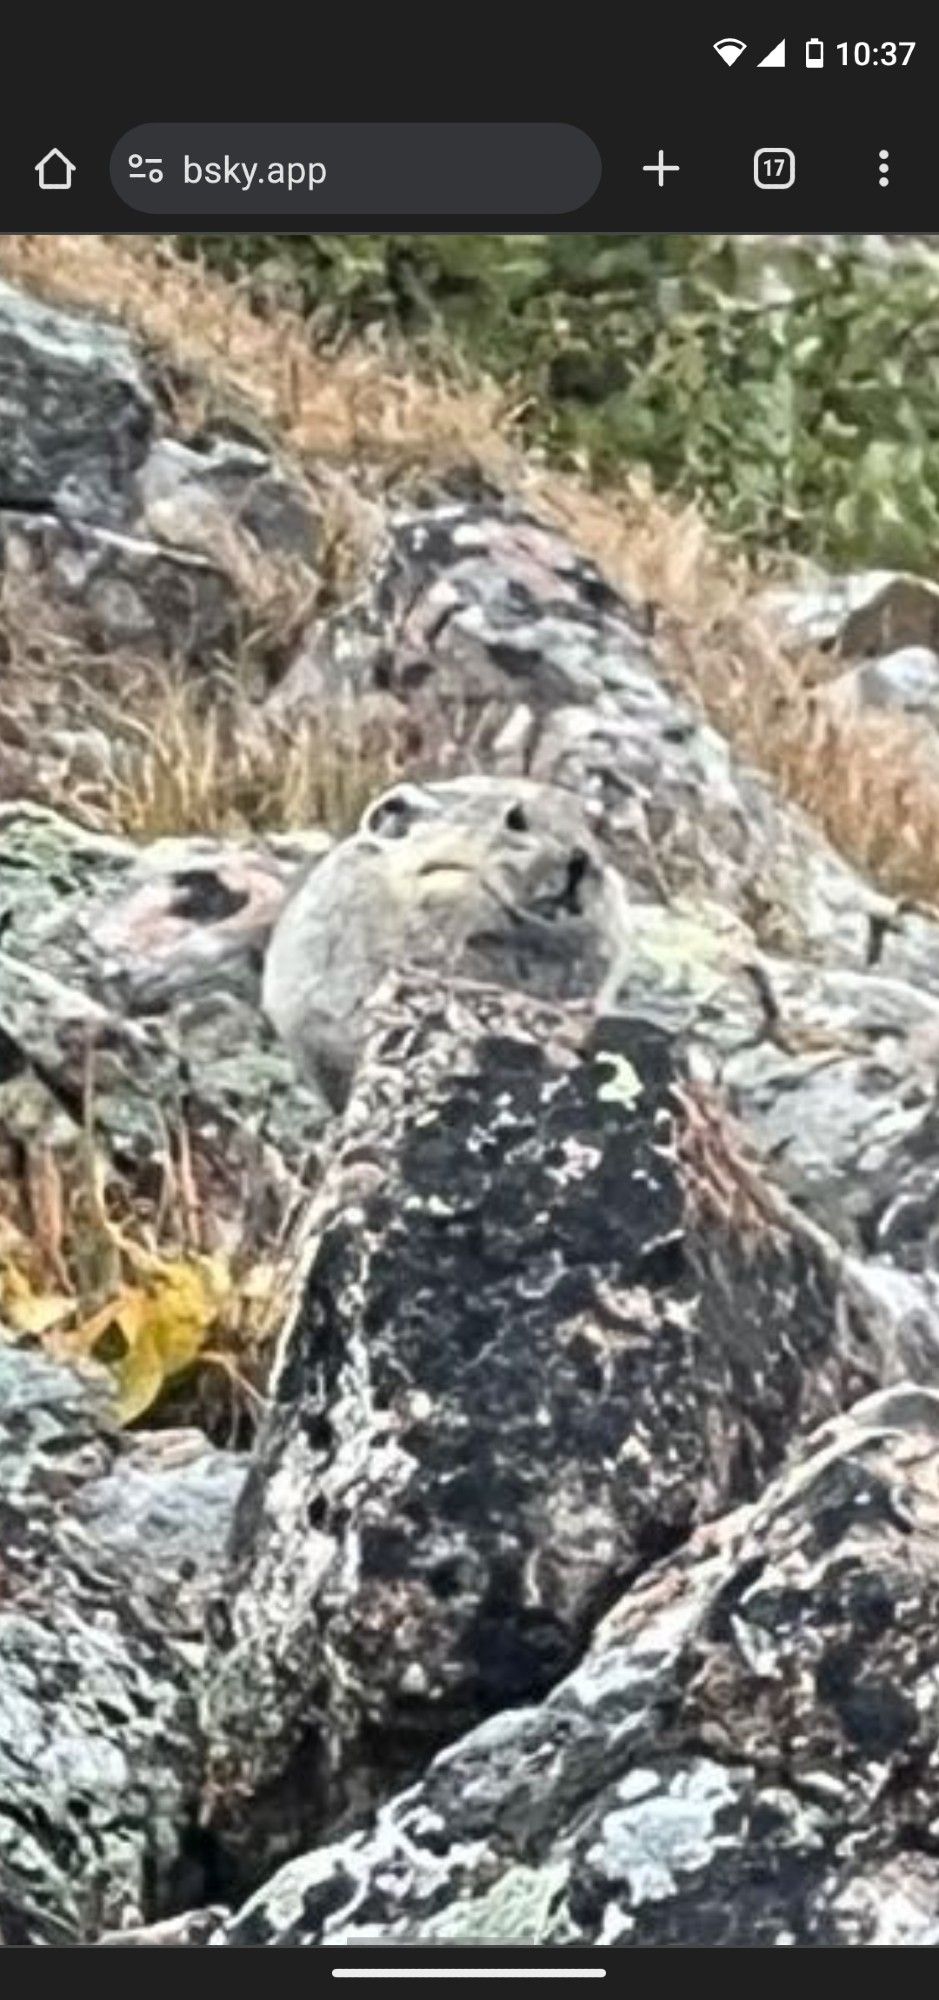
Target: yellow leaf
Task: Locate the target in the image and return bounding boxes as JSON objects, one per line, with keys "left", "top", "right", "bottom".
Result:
{"left": 69, "top": 1257, "right": 220, "bottom": 1424}
{"left": 142, "top": 1261, "right": 215, "bottom": 1379}
{"left": 112, "top": 1316, "right": 167, "bottom": 1427}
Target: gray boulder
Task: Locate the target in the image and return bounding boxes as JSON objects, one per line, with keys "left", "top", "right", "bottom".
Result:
{"left": 272, "top": 500, "right": 662, "bottom": 732}
{"left": 0, "top": 1338, "right": 243, "bottom": 1943}
{"left": 222, "top": 1381, "right": 939, "bottom": 1948}
{"left": 138, "top": 437, "right": 319, "bottom": 565}
{"left": 820, "top": 644, "right": 939, "bottom": 732}
{"left": 602, "top": 896, "right": 939, "bottom": 1261}
{"left": 763, "top": 568, "right": 939, "bottom": 657}
{"left": 0, "top": 804, "right": 331, "bottom": 1235}
{"left": 0, "top": 278, "right": 319, "bottom": 667}
{"left": 1, "top": 513, "right": 240, "bottom": 660}
{"left": 0, "top": 279, "right": 153, "bottom": 524}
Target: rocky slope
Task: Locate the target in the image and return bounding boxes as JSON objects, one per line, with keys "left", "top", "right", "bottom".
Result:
{"left": 3, "top": 271, "right": 939, "bottom": 1948}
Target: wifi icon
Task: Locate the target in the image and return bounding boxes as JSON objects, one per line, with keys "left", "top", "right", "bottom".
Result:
{"left": 714, "top": 37, "right": 747, "bottom": 66}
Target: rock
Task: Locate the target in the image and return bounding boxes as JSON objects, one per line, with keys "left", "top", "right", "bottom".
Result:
{"left": 0, "top": 1337, "right": 243, "bottom": 1942}
{"left": 0, "top": 279, "right": 320, "bottom": 668}
{"left": 0, "top": 279, "right": 154, "bottom": 525}
{"left": 139, "top": 437, "right": 319, "bottom": 565}
{"left": 835, "top": 573, "right": 939, "bottom": 656}
{"left": 763, "top": 568, "right": 939, "bottom": 657}
{"left": 273, "top": 501, "right": 658, "bottom": 732}
{"left": 262, "top": 775, "right": 620, "bottom": 1107}
{"left": 820, "top": 645, "right": 939, "bottom": 724}
{"left": 525, "top": 700, "right": 893, "bottom": 967}
{"left": 99, "top": 1906, "right": 230, "bottom": 1946}
{"left": 602, "top": 896, "right": 939, "bottom": 1260}
{"left": 202, "top": 972, "right": 933, "bottom": 1871}
{"left": 0, "top": 805, "right": 331, "bottom": 1011}
{"left": 74, "top": 1428, "right": 247, "bottom": 1623}
{"left": 1, "top": 513, "right": 243, "bottom": 661}
{"left": 0, "top": 804, "right": 330, "bottom": 1239}
{"left": 274, "top": 501, "right": 939, "bottom": 989}
{"left": 86, "top": 832, "right": 307, "bottom": 1009}
{"left": 221, "top": 1382, "right": 939, "bottom": 1948}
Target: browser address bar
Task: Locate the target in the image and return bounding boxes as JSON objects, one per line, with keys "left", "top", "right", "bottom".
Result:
{"left": 110, "top": 123, "right": 601, "bottom": 214}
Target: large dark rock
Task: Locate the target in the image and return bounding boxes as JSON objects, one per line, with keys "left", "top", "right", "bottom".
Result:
{"left": 0, "top": 279, "right": 153, "bottom": 524}
{"left": 222, "top": 1381, "right": 939, "bottom": 1948}
{"left": 202, "top": 972, "right": 933, "bottom": 1870}
{"left": 762, "top": 567, "right": 939, "bottom": 657}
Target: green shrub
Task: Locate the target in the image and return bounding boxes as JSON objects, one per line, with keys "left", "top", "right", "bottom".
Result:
{"left": 181, "top": 234, "right": 939, "bottom": 572}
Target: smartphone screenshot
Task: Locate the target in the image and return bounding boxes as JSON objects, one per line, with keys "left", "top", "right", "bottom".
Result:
{"left": 2, "top": 23, "right": 938, "bottom": 1963}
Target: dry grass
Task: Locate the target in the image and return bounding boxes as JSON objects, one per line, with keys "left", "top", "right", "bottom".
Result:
{"left": 0, "top": 538, "right": 409, "bottom": 840}
{"left": 3, "top": 233, "right": 939, "bottom": 904}
{"left": 0, "top": 633, "right": 410, "bottom": 843}
{"left": 100, "top": 673, "right": 411, "bottom": 840}
{"left": 0, "top": 234, "right": 516, "bottom": 477}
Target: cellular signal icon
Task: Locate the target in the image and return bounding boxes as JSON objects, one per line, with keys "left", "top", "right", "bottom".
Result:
{"left": 713, "top": 37, "right": 747, "bottom": 67}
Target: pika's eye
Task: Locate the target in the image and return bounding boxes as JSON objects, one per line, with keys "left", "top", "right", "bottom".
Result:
{"left": 365, "top": 792, "right": 412, "bottom": 838}
{"left": 505, "top": 803, "right": 529, "bottom": 833}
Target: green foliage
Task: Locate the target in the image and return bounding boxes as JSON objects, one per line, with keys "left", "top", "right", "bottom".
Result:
{"left": 182, "top": 233, "right": 939, "bottom": 570}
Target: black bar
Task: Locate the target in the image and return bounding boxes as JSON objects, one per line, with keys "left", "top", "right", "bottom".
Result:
{"left": 0, "top": 22, "right": 931, "bottom": 233}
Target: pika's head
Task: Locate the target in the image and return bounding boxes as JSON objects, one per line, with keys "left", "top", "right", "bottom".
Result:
{"left": 359, "top": 777, "right": 608, "bottom": 939}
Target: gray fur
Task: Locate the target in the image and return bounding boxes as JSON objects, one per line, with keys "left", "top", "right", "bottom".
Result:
{"left": 262, "top": 776, "right": 622, "bottom": 1106}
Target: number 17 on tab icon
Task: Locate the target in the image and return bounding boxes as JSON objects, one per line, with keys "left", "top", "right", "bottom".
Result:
{"left": 753, "top": 148, "right": 795, "bottom": 188}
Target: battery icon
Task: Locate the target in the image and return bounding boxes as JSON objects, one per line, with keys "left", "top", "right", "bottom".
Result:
{"left": 805, "top": 38, "right": 824, "bottom": 66}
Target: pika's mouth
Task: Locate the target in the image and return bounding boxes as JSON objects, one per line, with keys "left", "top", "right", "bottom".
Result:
{"left": 416, "top": 859, "right": 476, "bottom": 890}
{"left": 416, "top": 847, "right": 594, "bottom": 928}
{"left": 563, "top": 848, "right": 590, "bottom": 915}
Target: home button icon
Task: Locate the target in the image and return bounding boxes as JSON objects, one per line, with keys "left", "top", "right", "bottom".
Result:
{"left": 35, "top": 148, "right": 76, "bottom": 191}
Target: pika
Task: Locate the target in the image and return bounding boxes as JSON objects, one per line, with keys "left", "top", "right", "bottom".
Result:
{"left": 262, "top": 775, "right": 623, "bottom": 1107}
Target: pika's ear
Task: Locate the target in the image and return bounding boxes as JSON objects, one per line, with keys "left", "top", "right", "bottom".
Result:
{"left": 360, "top": 783, "right": 439, "bottom": 841}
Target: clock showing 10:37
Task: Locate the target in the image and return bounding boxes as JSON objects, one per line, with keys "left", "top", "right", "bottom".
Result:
{"left": 835, "top": 41, "right": 915, "bottom": 65}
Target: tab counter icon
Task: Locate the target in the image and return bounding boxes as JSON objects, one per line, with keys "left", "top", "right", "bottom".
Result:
{"left": 754, "top": 148, "right": 795, "bottom": 188}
